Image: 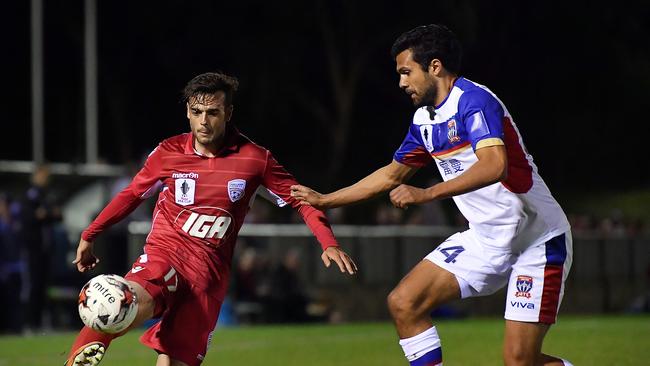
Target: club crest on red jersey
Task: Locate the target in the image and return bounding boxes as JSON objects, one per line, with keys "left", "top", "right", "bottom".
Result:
{"left": 174, "top": 178, "right": 196, "bottom": 206}
{"left": 228, "top": 179, "right": 246, "bottom": 202}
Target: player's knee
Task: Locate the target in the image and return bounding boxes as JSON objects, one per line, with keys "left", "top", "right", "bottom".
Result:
{"left": 127, "top": 281, "right": 156, "bottom": 326}
{"left": 503, "top": 342, "right": 536, "bottom": 366}
{"left": 387, "top": 288, "right": 417, "bottom": 320}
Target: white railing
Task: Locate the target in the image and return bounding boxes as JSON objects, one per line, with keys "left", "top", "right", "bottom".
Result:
{"left": 127, "top": 221, "right": 461, "bottom": 238}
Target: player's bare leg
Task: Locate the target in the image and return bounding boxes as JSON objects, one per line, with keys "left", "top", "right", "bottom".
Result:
{"left": 387, "top": 260, "right": 461, "bottom": 365}
{"left": 388, "top": 260, "right": 461, "bottom": 337}
{"left": 503, "top": 320, "right": 571, "bottom": 366}
{"left": 156, "top": 354, "right": 190, "bottom": 366}
{"left": 65, "top": 281, "right": 155, "bottom": 366}
{"left": 126, "top": 281, "right": 156, "bottom": 329}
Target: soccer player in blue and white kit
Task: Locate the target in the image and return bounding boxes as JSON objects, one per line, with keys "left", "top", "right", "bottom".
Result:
{"left": 291, "top": 24, "right": 573, "bottom": 366}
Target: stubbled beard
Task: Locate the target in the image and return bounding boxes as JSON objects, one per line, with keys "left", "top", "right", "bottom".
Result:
{"left": 413, "top": 85, "right": 437, "bottom": 108}
{"left": 193, "top": 131, "right": 214, "bottom": 145}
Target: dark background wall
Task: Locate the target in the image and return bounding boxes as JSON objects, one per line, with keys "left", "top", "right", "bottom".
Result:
{"left": 2, "top": 0, "right": 649, "bottom": 195}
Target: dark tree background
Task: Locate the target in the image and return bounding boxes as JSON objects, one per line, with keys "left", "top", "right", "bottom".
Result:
{"left": 2, "top": 0, "right": 649, "bottom": 195}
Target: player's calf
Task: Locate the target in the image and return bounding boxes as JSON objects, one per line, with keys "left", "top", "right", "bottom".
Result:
{"left": 398, "top": 326, "right": 443, "bottom": 366}
{"left": 64, "top": 328, "right": 112, "bottom": 366}
{"left": 388, "top": 261, "right": 461, "bottom": 366}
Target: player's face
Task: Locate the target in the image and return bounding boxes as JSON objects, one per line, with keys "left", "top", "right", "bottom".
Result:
{"left": 396, "top": 49, "right": 437, "bottom": 107}
{"left": 187, "top": 92, "right": 233, "bottom": 148}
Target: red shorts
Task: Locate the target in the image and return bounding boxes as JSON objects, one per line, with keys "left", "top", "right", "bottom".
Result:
{"left": 124, "top": 253, "right": 222, "bottom": 366}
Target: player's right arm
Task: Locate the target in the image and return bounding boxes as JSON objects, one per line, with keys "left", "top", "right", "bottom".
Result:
{"left": 73, "top": 145, "right": 164, "bottom": 272}
{"left": 290, "top": 160, "right": 418, "bottom": 210}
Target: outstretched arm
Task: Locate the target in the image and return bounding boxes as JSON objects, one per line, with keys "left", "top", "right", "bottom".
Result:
{"left": 73, "top": 188, "right": 145, "bottom": 272}
{"left": 262, "top": 151, "right": 358, "bottom": 275}
{"left": 390, "top": 145, "right": 507, "bottom": 208}
{"left": 74, "top": 145, "right": 164, "bottom": 272}
{"left": 290, "top": 160, "right": 418, "bottom": 210}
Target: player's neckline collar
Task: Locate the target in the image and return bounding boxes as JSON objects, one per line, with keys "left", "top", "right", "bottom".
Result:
{"left": 434, "top": 76, "right": 462, "bottom": 109}
{"left": 184, "top": 126, "right": 240, "bottom": 156}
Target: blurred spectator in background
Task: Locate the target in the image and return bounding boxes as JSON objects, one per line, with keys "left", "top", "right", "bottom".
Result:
{"left": 231, "top": 246, "right": 267, "bottom": 323}
{"left": 406, "top": 179, "right": 450, "bottom": 226}
{"left": 0, "top": 193, "right": 25, "bottom": 333}
{"left": 628, "top": 264, "right": 650, "bottom": 313}
{"left": 19, "top": 164, "right": 65, "bottom": 331}
{"left": 598, "top": 209, "right": 627, "bottom": 237}
{"left": 326, "top": 207, "right": 346, "bottom": 225}
{"left": 245, "top": 192, "right": 273, "bottom": 224}
{"left": 266, "top": 248, "right": 311, "bottom": 323}
{"left": 568, "top": 210, "right": 647, "bottom": 238}
{"left": 374, "top": 202, "right": 405, "bottom": 225}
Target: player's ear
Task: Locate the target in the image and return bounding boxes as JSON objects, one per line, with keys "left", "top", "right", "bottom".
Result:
{"left": 226, "top": 104, "right": 234, "bottom": 122}
{"left": 428, "top": 59, "right": 442, "bottom": 76}
{"left": 186, "top": 103, "right": 191, "bottom": 119}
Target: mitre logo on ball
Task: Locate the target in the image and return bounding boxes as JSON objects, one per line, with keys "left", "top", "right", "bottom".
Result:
{"left": 78, "top": 274, "right": 138, "bottom": 334}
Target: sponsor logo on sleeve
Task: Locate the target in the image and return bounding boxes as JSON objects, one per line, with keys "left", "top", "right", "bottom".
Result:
{"left": 419, "top": 124, "right": 434, "bottom": 152}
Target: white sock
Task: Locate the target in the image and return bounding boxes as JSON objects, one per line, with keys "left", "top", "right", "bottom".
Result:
{"left": 398, "top": 326, "right": 441, "bottom": 362}
{"left": 561, "top": 359, "right": 574, "bottom": 366}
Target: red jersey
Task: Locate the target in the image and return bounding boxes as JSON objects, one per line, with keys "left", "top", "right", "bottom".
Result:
{"left": 82, "top": 127, "right": 338, "bottom": 299}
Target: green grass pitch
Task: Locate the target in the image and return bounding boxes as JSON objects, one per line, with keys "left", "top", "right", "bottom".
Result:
{"left": 1, "top": 315, "right": 648, "bottom": 365}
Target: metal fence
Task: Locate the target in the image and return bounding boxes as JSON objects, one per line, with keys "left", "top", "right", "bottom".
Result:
{"left": 127, "top": 223, "right": 650, "bottom": 321}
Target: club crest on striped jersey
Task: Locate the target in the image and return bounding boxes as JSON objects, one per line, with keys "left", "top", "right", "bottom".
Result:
{"left": 174, "top": 177, "right": 196, "bottom": 206}
{"left": 228, "top": 179, "right": 246, "bottom": 202}
{"left": 419, "top": 124, "right": 434, "bottom": 152}
{"left": 447, "top": 119, "right": 461, "bottom": 143}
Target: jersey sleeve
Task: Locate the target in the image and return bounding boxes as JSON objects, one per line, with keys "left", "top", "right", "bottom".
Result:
{"left": 82, "top": 145, "right": 164, "bottom": 241}
{"left": 261, "top": 150, "right": 339, "bottom": 250}
{"left": 458, "top": 89, "right": 506, "bottom": 150}
{"left": 393, "top": 123, "right": 432, "bottom": 167}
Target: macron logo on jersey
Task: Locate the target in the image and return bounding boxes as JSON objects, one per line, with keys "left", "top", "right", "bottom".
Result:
{"left": 172, "top": 172, "right": 199, "bottom": 179}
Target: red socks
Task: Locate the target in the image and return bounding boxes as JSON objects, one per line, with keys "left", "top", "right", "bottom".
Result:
{"left": 65, "top": 326, "right": 119, "bottom": 365}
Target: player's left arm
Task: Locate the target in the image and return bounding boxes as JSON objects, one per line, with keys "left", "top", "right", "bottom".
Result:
{"left": 261, "top": 151, "right": 357, "bottom": 275}
{"left": 390, "top": 145, "right": 506, "bottom": 208}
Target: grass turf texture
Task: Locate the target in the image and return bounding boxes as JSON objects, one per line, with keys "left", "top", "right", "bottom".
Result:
{"left": 0, "top": 315, "right": 648, "bottom": 365}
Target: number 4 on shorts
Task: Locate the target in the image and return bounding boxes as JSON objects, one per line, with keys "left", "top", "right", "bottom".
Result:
{"left": 438, "top": 245, "right": 465, "bottom": 263}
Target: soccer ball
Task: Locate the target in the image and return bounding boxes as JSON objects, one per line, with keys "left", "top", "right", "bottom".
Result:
{"left": 78, "top": 274, "right": 138, "bottom": 334}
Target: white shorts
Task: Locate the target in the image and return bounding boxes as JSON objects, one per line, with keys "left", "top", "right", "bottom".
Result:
{"left": 425, "top": 229, "right": 572, "bottom": 324}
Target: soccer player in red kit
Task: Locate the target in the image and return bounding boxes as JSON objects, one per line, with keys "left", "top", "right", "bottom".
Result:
{"left": 65, "top": 72, "right": 357, "bottom": 366}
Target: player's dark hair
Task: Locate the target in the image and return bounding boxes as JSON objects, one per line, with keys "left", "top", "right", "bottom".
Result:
{"left": 391, "top": 24, "right": 462, "bottom": 75}
{"left": 182, "top": 72, "right": 239, "bottom": 106}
